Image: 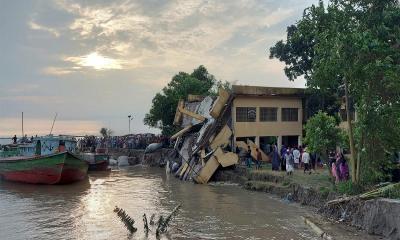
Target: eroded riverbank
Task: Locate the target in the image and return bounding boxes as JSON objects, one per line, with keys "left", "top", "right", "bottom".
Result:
{"left": 0, "top": 166, "right": 378, "bottom": 240}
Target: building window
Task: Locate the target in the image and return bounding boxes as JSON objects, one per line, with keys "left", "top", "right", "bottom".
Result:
{"left": 236, "top": 107, "right": 256, "bottom": 122}
{"left": 260, "top": 107, "right": 277, "bottom": 122}
{"left": 282, "top": 108, "right": 298, "bottom": 121}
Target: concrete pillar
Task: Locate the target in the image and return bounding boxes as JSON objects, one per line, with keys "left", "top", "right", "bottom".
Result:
{"left": 298, "top": 135, "right": 302, "bottom": 147}
{"left": 277, "top": 135, "right": 282, "bottom": 152}
{"left": 255, "top": 136, "right": 260, "bottom": 148}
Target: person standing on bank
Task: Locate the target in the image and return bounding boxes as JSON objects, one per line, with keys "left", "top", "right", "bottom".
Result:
{"left": 293, "top": 147, "right": 300, "bottom": 169}
{"left": 302, "top": 148, "right": 311, "bottom": 174}
{"left": 285, "top": 148, "right": 294, "bottom": 175}
{"left": 12, "top": 135, "right": 17, "bottom": 144}
{"left": 255, "top": 148, "right": 262, "bottom": 170}
{"left": 246, "top": 146, "right": 253, "bottom": 168}
{"left": 271, "top": 145, "right": 280, "bottom": 171}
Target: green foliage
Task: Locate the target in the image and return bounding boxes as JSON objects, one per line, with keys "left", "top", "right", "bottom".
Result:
{"left": 100, "top": 127, "right": 112, "bottom": 138}
{"left": 144, "top": 66, "right": 227, "bottom": 135}
{"left": 270, "top": 0, "right": 400, "bottom": 184}
{"left": 336, "top": 181, "right": 364, "bottom": 196}
{"left": 319, "top": 186, "right": 331, "bottom": 198}
{"left": 304, "top": 111, "right": 344, "bottom": 156}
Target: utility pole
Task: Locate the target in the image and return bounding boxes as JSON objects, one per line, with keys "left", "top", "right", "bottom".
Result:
{"left": 21, "top": 112, "right": 24, "bottom": 138}
{"left": 128, "top": 115, "right": 133, "bottom": 134}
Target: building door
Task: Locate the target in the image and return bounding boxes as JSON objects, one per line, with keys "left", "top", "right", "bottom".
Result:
{"left": 282, "top": 135, "right": 299, "bottom": 148}
{"left": 260, "top": 136, "right": 277, "bottom": 154}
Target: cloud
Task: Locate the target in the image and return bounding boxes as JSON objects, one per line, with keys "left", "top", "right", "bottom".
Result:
{"left": 42, "top": 66, "right": 75, "bottom": 75}
{"left": 29, "top": 20, "right": 60, "bottom": 37}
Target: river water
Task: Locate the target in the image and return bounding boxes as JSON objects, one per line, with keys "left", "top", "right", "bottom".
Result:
{"left": 0, "top": 166, "right": 377, "bottom": 240}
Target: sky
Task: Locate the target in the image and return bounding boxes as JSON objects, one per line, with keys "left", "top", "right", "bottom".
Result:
{"left": 0, "top": 0, "right": 318, "bottom": 138}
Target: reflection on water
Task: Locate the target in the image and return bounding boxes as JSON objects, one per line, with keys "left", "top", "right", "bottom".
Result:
{"left": 0, "top": 166, "right": 372, "bottom": 240}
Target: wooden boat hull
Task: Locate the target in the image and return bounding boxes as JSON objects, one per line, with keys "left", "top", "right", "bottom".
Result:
{"left": 88, "top": 160, "right": 109, "bottom": 171}
{"left": 58, "top": 153, "right": 88, "bottom": 184}
{"left": 0, "top": 152, "right": 66, "bottom": 184}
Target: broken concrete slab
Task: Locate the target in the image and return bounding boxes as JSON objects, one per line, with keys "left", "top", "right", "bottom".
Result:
{"left": 210, "top": 88, "right": 230, "bottom": 118}
{"left": 236, "top": 140, "right": 269, "bottom": 162}
{"left": 173, "top": 99, "right": 185, "bottom": 126}
{"left": 178, "top": 105, "right": 206, "bottom": 122}
{"left": 194, "top": 156, "right": 220, "bottom": 184}
{"left": 210, "top": 125, "right": 232, "bottom": 150}
{"left": 247, "top": 140, "right": 269, "bottom": 161}
{"left": 170, "top": 125, "right": 192, "bottom": 140}
{"left": 217, "top": 152, "right": 239, "bottom": 167}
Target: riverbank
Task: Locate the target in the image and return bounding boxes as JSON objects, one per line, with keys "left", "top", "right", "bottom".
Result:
{"left": 213, "top": 165, "right": 400, "bottom": 240}
{"left": 106, "top": 148, "right": 399, "bottom": 239}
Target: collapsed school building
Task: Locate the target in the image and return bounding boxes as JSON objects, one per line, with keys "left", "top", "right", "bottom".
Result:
{"left": 170, "top": 85, "right": 306, "bottom": 183}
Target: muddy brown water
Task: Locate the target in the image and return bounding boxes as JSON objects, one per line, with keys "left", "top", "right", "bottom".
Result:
{"left": 0, "top": 166, "right": 378, "bottom": 240}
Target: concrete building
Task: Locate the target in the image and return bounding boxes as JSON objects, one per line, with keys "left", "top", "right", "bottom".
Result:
{"left": 231, "top": 85, "right": 305, "bottom": 153}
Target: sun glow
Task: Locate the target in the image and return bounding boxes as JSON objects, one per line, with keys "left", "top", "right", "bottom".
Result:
{"left": 67, "top": 52, "right": 122, "bottom": 70}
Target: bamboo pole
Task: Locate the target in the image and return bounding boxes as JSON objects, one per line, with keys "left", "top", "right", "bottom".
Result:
{"left": 344, "top": 78, "right": 357, "bottom": 183}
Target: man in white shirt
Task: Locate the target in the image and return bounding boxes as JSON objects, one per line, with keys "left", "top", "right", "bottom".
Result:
{"left": 302, "top": 148, "right": 311, "bottom": 174}
{"left": 293, "top": 147, "right": 300, "bottom": 169}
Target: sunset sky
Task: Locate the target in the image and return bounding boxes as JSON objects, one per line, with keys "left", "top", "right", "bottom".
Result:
{"left": 0, "top": 0, "right": 316, "bottom": 137}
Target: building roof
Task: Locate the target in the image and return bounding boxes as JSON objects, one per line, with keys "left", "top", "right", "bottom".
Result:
{"left": 232, "top": 85, "right": 305, "bottom": 97}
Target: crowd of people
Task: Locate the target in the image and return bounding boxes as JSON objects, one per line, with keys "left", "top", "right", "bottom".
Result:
{"left": 78, "top": 134, "right": 169, "bottom": 152}
{"left": 241, "top": 144, "right": 350, "bottom": 183}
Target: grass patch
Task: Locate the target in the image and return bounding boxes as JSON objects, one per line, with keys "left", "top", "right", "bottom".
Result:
{"left": 335, "top": 181, "right": 364, "bottom": 195}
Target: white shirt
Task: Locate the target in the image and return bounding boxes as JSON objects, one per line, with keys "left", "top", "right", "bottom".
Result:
{"left": 302, "top": 152, "right": 310, "bottom": 164}
{"left": 293, "top": 149, "right": 300, "bottom": 163}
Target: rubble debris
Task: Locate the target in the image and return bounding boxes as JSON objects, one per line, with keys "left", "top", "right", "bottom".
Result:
{"left": 143, "top": 213, "right": 149, "bottom": 234}
{"left": 214, "top": 147, "right": 239, "bottom": 167}
{"left": 178, "top": 105, "right": 206, "bottom": 122}
{"left": 113, "top": 205, "right": 181, "bottom": 238}
{"left": 156, "top": 204, "right": 181, "bottom": 236}
{"left": 114, "top": 206, "right": 137, "bottom": 233}
{"left": 210, "top": 88, "right": 230, "bottom": 118}
{"left": 236, "top": 140, "right": 269, "bottom": 162}
{"left": 170, "top": 125, "right": 193, "bottom": 140}
{"left": 149, "top": 213, "right": 156, "bottom": 225}
{"left": 246, "top": 140, "right": 269, "bottom": 161}
{"left": 209, "top": 125, "right": 232, "bottom": 150}
{"left": 187, "top": 94, "right": 205, "bottom": 102}
{"left": 173, "top": 99, "right": 185, "bottom": 126}
{"left": 168, "top": 88, "right": 240, "bottom": 184}
{"left": 194, "top": 156, "right": 220, "bottom": 184}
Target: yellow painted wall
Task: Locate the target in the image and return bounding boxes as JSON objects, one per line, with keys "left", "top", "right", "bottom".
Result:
{"left": 232, "top": 96, "right": 303, "bottom": 139}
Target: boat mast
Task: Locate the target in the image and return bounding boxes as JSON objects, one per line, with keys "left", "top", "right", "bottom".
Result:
{"left": 22, "top": 112, "right": 24, "bottom": 138}
{"left": 49, "top": 113, "right": 58, "bottom": 135}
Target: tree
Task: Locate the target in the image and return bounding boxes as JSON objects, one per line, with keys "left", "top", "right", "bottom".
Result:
{"left": 270, "top": 0, "right": 400, "bottom": 184}
{"left": 100, "top": 128, "right": 112, "bottom": 138}
{"left": 144, "top": 66, "right": 227, "bottom": 136}
{"left": 304, "top": 111, "right": 345, "bottom": 159}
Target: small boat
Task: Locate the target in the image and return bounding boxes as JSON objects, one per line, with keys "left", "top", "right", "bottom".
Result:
{"left": 79, "top": 152, "right": 110, "bottom": 171}
{"left": 0, "top": 151, "right": 87, "bottom": 184}
{"left": 0, "top": 135, "right": 88, "bottom": 184}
